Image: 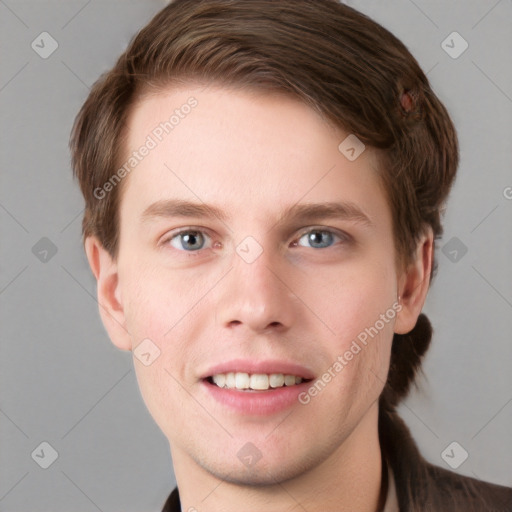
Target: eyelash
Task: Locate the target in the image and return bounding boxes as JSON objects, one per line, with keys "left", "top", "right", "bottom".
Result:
{"left": 160, "top": 226, "right": 351, "bottom": 253}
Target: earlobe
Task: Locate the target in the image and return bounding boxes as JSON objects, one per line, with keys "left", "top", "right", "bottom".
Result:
{"left": 84, "top": 237, "right": 132, "bottom": 352}
{"left": 394, "top": 229, "right": 434, "bottom": 335}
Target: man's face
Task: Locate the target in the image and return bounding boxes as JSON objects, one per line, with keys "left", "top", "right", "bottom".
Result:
{"left": 113, "top": 85, "right": 400, "bottom": 484}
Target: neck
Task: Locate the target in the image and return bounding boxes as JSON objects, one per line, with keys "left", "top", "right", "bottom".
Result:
{"left": 172, "top": 403, "right": 383, "bottom": 512}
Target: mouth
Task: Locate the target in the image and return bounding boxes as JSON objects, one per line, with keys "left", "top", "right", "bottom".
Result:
{"left": 200, "top": 360, "right": 315, "bottom": 415}
{"left": 205, "top": 372, "right": 312, "bottom": 391}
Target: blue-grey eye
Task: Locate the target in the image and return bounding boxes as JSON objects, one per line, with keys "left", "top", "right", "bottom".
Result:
{"left": 170, "top": 230, "right": 207, "bottom": 251}
{"left": 298, "top": 230, "right": 337, "bottom": 249}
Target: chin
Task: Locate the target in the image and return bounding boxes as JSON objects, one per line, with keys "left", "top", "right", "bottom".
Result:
{"left": 209, "top": 465, "right": 302, "bottom": 487}
{"left": 195, "top": 451, "right": 321, "bottom": 487}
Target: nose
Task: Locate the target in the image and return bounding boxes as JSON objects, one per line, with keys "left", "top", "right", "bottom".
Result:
{"left": 215, "top": 246, "right": 296, "bottom": 334}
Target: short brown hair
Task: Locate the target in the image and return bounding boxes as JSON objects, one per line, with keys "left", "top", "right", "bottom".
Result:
{"left": 70, "top": 0, "right": 459, "bottom": 406}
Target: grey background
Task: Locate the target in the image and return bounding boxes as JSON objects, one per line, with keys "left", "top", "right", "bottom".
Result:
{"left": 1, "top": 0, "right": 511, "bottom": 510}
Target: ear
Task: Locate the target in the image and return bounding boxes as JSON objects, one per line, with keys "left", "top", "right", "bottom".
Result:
{"left": 394, "top": 228, "right": 434, "bottom": 335}
{"left": 85, "top": 236, "right": 132, "bottom": 351}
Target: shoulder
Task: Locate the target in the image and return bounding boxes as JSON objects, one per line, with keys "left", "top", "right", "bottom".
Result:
{"left": 423, "top": 462, "right": 512, "bottom": 512}
{"left": 379, "top": 406, "right": 512, "bottom": 511}
{"left": 161, "top": 487, "right": 180, "bottom": 512}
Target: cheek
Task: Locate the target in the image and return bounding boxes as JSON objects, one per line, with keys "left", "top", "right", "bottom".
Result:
{"left": 121, "top": 262, "right": 208, "bottom": 401}
{"left": 120, "top": 269, "right": 187, "bottom": 405}
{"left": 125, "top": 275, "right": 199, "bottom": 433}
{"left": 296, "top": 256, "right": 397, "bottom": 342}
{"left": 132, "top": 356, "right": 189, "bottom": 438}
{"left": 298, "top": 257, "right": 397, "bottom": 399}
{"left": 121, "top": 262, "right": 207, "bottom": 342}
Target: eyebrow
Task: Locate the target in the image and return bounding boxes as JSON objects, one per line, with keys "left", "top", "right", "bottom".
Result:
{"left": 141, "top": 198, "right": 374, "bottom": 228}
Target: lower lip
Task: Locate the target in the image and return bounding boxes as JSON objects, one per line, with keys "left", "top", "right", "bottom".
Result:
{"left": 202, "top": 379, "right": 311, "bottom": 415}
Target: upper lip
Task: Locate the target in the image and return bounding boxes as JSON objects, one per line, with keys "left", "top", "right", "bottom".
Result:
{"left": 201, "top": 359, "right": 315, "bottom": 380}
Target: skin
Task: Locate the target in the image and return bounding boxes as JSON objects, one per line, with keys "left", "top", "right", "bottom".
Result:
{"left": 86, "top": 84, "right": 432, "bottom": 512}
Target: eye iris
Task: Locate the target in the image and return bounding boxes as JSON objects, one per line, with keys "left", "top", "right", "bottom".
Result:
{"left": 181, "top": 231, "right": 204, "bottom": 250}
{"left": 308, "top": 231, "right": 333, "bottom": 248}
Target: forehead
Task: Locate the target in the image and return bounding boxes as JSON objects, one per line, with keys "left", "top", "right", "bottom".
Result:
{"left": 125, "top": 84, "right": 343, "bottom": 169}
{"left": 119, "top": 84, "right": 389, "bottom": 227}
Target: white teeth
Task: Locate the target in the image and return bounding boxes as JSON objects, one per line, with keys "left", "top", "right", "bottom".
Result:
{"left": 250, "top": 373, "right": 269, "bottom": 390}
{"left": 212, "top": 374, "right": 226, "bottom": 388}
{"left": 284, "top": 374, "right": 296, "bottom": 386}
{"left": 235, "top": 372, "right": 250, "bottom": 390}
{"left": 210, "top": 372, "right": 305, "bottom": 390}
{"left": 269, "top": 373, "right": 284, "bottom": 388}
{"left": 226, "top": 372, "right": 236, "bottom": 388}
